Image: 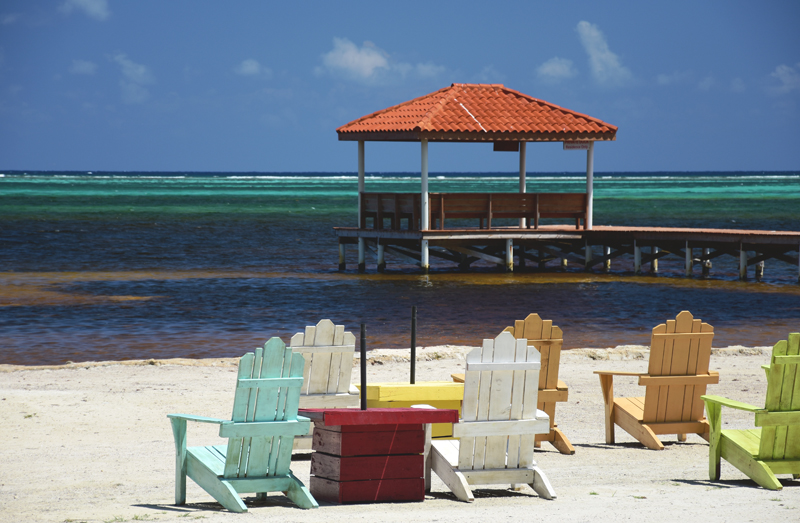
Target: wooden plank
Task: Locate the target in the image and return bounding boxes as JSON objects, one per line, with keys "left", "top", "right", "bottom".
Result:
{"left": 311, "top": 453, "right": 423, "bottom": 481}
{"left": 466, "top": 361, "right": 540, "bottom": 372}
{"left": 364, "top": 382, "right": 465, "bottom": 402}
{"left": 484, "top": 334, "right": 516, "bottom": 469}
{"left": 299, "top": 407, "right": 459, "bottom": 426}
{"left": 314, "top": 422, "right": 423, "bottom": 433}
{"left": 453, "top": 418, "right": 550, "bottom": 438}
{"left": 637, "top": 373, "right": 720, "bottom": 386}
{"left": 312, "top": 427, "right": 425, "bottom": 456}
{"left": 310, "top": 476, "right": 425, "bottom": 503}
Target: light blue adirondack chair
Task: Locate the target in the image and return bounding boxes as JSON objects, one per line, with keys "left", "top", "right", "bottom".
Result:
{"left": 167, "top": 338, "right": 318, "bottom": 512}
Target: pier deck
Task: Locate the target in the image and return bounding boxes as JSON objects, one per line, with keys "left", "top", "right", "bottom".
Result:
{"left": 334, "top": 225, "right": 800, "bottom": 281}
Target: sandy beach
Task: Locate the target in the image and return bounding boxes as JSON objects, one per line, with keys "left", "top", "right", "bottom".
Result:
{"left": 1, "top": 345, "right": 797, "bottom": 523}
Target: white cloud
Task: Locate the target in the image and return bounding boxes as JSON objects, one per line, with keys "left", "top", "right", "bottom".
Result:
{"left": 2, "top": 13, "right": 21, "bottom": 25}
{"left": 234, "top": 58, "right": 271, "bottom": 77}
{"left": 537, "top": 57, "right": 578, "bottom": 82}
{"left": 656, "top": 70, "right": 691, "bottom": 85}
{"left": 770, "top": 63, "right": 800, "bottom": 95}
{"left": 576, "top": 21, "right": 632, "bottom": 86}
{"left": 69, "top": 59, "right": 97, "bottom": 75}
{"left": 698, "top": 75, "right": 714, "bottom": 91}
{"left": 113, "top": 54, "right": 154, "bottom": 104}
{"left": 476, "top": 65, "right": 505, "bottom": 83}
{"left": 321, "top": 38, "right": 389, "bottom": 79}
{"left": 60, "top": 0, "right": 109, "bottom": 21}
{"left": 730, "top": 78, "right": 746, "bottom": 93}
{"left": 318, "top": 38, "right": 444, "bottom": 84}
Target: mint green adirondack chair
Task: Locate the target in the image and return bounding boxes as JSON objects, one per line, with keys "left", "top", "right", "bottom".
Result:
{"left": 168, "top": 338, "right": 318, "bottom": 512}
{"left": 702, "top": 333, "right": 800, "bottom": 490}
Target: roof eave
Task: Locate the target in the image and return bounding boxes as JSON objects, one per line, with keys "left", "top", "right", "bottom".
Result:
{"left": 337, "top": 130, "right": 617, "bottom": 142}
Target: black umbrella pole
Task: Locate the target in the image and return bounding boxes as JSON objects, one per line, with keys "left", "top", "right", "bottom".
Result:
{"left": 360, "top": 323, "right": 367, "bottom": 411}
{"left": 410, "top": 306, "right": 417, "bottom": 384}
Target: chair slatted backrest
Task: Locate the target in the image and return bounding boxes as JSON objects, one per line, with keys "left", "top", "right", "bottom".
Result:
{"left": 504, "top": 314, "right": 563, "bottom": 391}
{"left": 643, "top": 311, "right": 714, "bottom": 424}
{"left": 458, "top": 332, "right": 541, "bottom": 471}
{"left": 758, "top": 333, "right": 800, "bottom": 462}
{"left": 290, "top": 319, "right": 356, "bottom": 395}
{"left": 224, "top": 338, "right": 305, "bottom": 479}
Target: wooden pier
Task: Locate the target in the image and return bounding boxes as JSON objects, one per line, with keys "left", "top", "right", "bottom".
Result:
{"left": 335, "top": 224, "right": 800, "bottom": 282}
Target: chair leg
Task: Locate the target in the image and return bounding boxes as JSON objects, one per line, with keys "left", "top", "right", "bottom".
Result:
{"left": 598, "top": 374, "right": 615, "bottom": 444}
{"left": 286, "top": 472, "right": 319, "bottom": 509}
{"left": 677, "top": 433, "right": 687, "bottom": 442}
{"left": 551, "top": 428, "right": 575, "bottom": 455}
{"left": 431, "top": 446, "right": 474, "bottom": 502}
{"left": 530, "top": 465, "right": 556, "bottom": 500}
{"left": 746, "top": 461, "right": 783, "bottom": 491}
{"left": 169, "top": 418, "right": 187, "bottom": 505}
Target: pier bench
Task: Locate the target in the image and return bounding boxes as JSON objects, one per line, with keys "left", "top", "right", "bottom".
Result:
{"left": 359, "top": 192, "right": 586, "bottom": 231}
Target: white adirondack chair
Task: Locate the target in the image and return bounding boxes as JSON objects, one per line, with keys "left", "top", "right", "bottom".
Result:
{"left": 290, "top": 319, "right": 359, "bottom": 450}
{"left": 430, "top": 332, "right": 556, "bottom": 501}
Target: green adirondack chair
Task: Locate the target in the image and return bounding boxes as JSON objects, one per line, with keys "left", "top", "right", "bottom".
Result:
{"left": 167, "top": 338, "right": 318, "bottom": 512}
{"left": 702, "top": 333, "right": 800, "bottom": 490}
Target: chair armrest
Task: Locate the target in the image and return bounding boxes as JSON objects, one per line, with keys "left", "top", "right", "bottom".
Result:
{"left": 700, "top": 395, "right": 759, "bottom": 412}
{"left": 167, "top": 413, "right": 226, "bottom": 424}
{"left": 593, "top": 371, "right": 646, "bottom": 377}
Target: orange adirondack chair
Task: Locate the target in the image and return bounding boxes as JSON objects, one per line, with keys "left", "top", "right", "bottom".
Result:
{"left": 595, "top": 311, "right": 719, "bottom": 450}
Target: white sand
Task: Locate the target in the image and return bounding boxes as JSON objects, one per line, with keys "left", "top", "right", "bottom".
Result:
{"left": 1, "top": 346, "right": 797, "bottom": 523}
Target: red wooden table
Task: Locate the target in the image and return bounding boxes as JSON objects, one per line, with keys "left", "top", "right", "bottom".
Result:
{"left": 299, "top": 407, "right": 459, "bottom": 504}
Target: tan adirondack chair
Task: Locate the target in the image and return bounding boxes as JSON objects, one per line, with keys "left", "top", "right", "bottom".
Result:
{"left": 290, "top": 319, "right": 359, "bottom": 450}
{"left": 430, "top": 332, "right": 556, "bottom": 501}
{"left": 502, "top": 314, "right": 573, "bottom": 454}
{"left": 702, "top": 333, "right": 800, "bottom": 489}
{"left": 595, "top": 311, "right": 719, "bottom": 450}
{"left": 167, "top": 338, "right": 317, "bottom": 512}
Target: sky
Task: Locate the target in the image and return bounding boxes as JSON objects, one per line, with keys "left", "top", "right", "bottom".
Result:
{"left": 1, "top": 0, "right": 799, "bottom": 173}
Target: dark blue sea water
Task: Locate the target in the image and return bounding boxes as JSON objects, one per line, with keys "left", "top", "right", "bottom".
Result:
{"left": 1, "top": 171, "right": 799, "bottom": 365}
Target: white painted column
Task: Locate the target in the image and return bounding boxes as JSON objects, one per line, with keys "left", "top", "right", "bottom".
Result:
{"left": 377, "top": 242, "right": 385, "bottom": 272}
{"left": 420, "top": 139, "right": 430, "bottom": 271}
{"left": 519, "top": 141, "right": 527, "bottom": 228}
{"left": 357, "top": 140, "right": 366, "bottom": 271}
{"left": 652, "top": 246, "right": 659, "bottom": 273}
{"left": 586, "top": 141, "right": 594, "bottom": 230}
{"left": 634, "top": 240, "right": 642, "bottom": 275}
{"left": 506, "top": 239, "right": 514, "bottom": 272}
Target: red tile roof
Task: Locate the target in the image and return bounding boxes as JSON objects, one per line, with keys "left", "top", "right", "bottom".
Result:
{"left": 337, "top": 83, "right": 617, "bottom": 142}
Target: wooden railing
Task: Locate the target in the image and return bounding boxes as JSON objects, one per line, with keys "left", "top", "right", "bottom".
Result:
{"left": 359, "top": 192, "right": 587, "bottom": 231}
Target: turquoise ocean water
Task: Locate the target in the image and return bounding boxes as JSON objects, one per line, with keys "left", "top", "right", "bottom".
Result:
{"left": 1, "top": 171, "right": 799, "bottom": 365}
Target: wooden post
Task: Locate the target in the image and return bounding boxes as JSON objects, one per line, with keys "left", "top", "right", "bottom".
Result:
{"left": 634, "top": 240, "right": 642, "bottom": 275}
{"left": 651, "top": 246, "right": 659, "bottom": 274}
{"left": 702, "top": 247, "right": 711, "bottom": 278}
{"left": 561, "top": 256, "right": 568, "bottom": 270}
{"left": 377, "top": 242, "right": 385, "bottom": 273}
{"left": 420, "top": 140, "right": 430, "bottom": 273}
{"left": 519, "top": 141, "right": 527, "bottom": 228}
{"left": 755, "top": 260, "right": 764, "bottom": 282}
{"left": 739, "top": 244, "right": 747, "bottom": 281}
{"left": 358, "top": 239, "right": 366, "bottom": 273}
{"left": 584, "top": 240, "right": 593, "bottom": 271}
{"left": 339, "top": 242, "right": 346, "bottom": 271}
{"left": 586, "top": 141, "right": 594, "bottom": 230}
{"left": 685, "top": 241, "right": 692, "bottom": 277}
{"left": 604, "top": 246, "right": 611, "bottom": 272}
{"left": 505, "top": 239, "right": 514, "bottom": 272}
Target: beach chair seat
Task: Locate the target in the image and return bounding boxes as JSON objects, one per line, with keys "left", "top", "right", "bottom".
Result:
{"left": 430, "top": 331, "right": 556, "bottom": 501}
{"left": 595, "top": 311, "right": 718, "bottom": 450}
{"left": 702, "top": 333, "right": 800, "bottom": 489}
{"left": 167, "top": 338, "right": 318, "bottom": 512}
{"left": 291, "top": 319, "right": 359, "bottom": 451}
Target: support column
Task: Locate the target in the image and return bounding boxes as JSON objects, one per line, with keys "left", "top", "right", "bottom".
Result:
{"left": 634, "top": 240, "right": 642, "bottom": 275}
{"left": 586, "top": 141, "right": 594, "bottom": 230}
{"left": 584, "top": 240, "right": 593, "bottom": 271}
{"left": 651, "top": 246, "right": 659, "bottom": 274}
{"left": 702, "top": 247, "right": 711, "bottom": 278}
{"left": 604, "top": 246, "right": 611, "bottom": 272}
{"left": 739, "top": 244, "right": 747, "bottom": 281}
{"left": 519, "top": 141, "right": 527, "bottom": 228}
{"left": 755, "top": 259, "right": 764, "bottom": 282}
{"left": 377, "top": 242, "right": 385, "bottom": 273}
{"left": 505, "top": 239, "right": 514, "bottom": 272}
{"left": 420, "top": 140, "right": 430, "bottom": 273}
{"left": 358, "top": 140, "right": 365, "bottom": 226}
{"left": 358, "top": 238, "right": 366, "bottom": 273}
{"left": 685, "top": 241, "right": 692, "bottom": 277}
{"left": 338, "top": 242, "right": 346, "bottom": 271}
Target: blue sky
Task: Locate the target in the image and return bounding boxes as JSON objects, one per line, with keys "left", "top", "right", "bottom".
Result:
{"left": 1, "top": 0, "right": 799, "bottom": 173}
